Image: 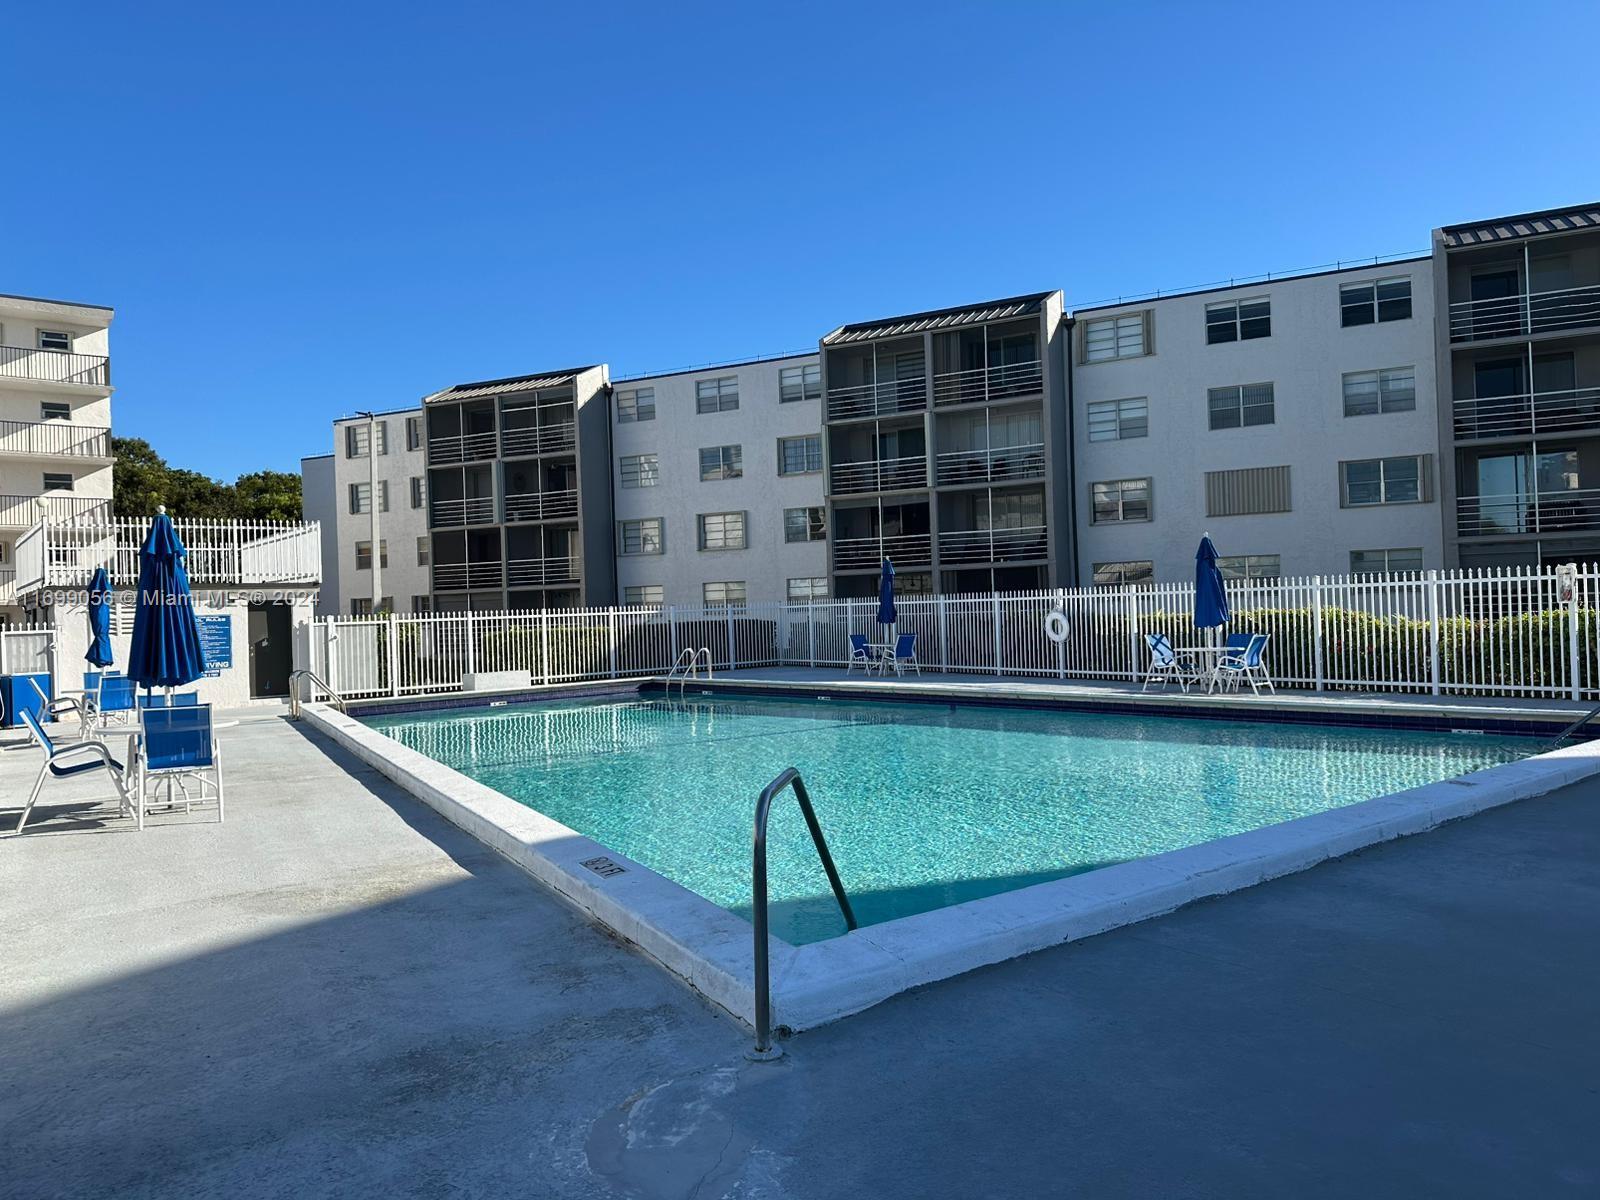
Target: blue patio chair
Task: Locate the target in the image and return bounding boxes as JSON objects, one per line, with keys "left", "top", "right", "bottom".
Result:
{"left": 886, "top": 632, "right": 920, "bottom": 676}
{"left": 137, "top": 692, "right": 199, "bottom": 710}
{"left": 87, "top": 674, "right": 139, "bottom": 732}
{"left": 133, "top": 703, "right": 224, "bottom": 826}
{"left": 847, "top": 633, "right": 878, "bottom": 675}
{"left": 12, "top": 708, "right": 132, "bottom": 834}
{"left": 27, "top": 676, "right": 85, "bottom": 727}
{"left": 1215, "top": 633, "right": 1274, "bottom": 695}
{"left": 1142, "top": 633, "right": 1197, "bottom": 693}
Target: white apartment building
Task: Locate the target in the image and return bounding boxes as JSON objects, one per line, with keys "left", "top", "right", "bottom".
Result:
{"left": 300, "top": 407, "right": 432, "bottom": 616}
{"left": 612, "top": 353, "right": 827, "bottom": 607}
{"left": 0, "top": 292, "right": 115, "bottom": 620}
{"left": 1071, "top": 260, "right": 1442, "bottom": 585}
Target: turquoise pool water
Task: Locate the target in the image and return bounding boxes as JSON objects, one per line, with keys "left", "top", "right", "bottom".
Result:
{"left": 364, "top": 695, "right": 1529, "bottom": 945}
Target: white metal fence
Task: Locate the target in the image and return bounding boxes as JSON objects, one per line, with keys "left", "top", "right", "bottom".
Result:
{"left": 309, "top": 566, "right": 1600, "bottom": 704}
{"left": 0, "top": 624, "right": 56, "bottom": 676}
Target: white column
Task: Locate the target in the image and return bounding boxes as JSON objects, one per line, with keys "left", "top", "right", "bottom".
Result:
{"left": 1312, "top": 576, "right": 1326, "bottom": 693}
{"left": 1427, "top": 570, "right": 1441, "bottom": 697}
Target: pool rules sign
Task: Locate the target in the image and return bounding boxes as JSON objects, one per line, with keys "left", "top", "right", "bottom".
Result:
{"left": 197, "top": 615, "right": 233, "bottom": 678}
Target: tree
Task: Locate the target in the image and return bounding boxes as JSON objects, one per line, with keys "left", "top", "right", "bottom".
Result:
{"left": 234, "top": 470, "right": 303, "bottom": 521}
{"left": 112, "top": 437, "right": 302, "bottom": 520}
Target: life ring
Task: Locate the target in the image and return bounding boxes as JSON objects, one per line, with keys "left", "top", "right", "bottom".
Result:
{"left": 1044, "top": 607, "right": 1070, "bottom": 644}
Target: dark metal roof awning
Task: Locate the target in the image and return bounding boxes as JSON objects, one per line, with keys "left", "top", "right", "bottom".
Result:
{"left": 422, "top": 365, "right": 600, "bottom": 405}
{"left": 822, "top": 292, "right": 1054, "bottom": 346}
{"left": 1440, "top": 204, "right": 1600, "bottom": 249}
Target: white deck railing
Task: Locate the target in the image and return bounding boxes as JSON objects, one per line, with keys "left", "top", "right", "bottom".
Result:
{"left": 308, "top": 565, "right": 1600, "bottom": 703}
{"left": 0, "top": 420, "right": 113, "bottom": 459}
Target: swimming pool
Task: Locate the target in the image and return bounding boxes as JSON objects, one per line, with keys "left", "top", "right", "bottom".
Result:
{"left": 364, "top": 694, "right": 1528, "bottom": 945}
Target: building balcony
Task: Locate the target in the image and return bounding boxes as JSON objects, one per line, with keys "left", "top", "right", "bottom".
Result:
{"left": 503, "top": 488, "right": 578, "bottom": 523}
{"left": 427, "top": 430, "right": 499, "bottom": 465}
{"left": 0, "top": 345, "right": 111, "bottom": 389}
{"left": 0, "top": 419, "right": 112, "bottom": 461}
{"left": 829, "top": 455, "right": 928, "bottom": 495}
{"left": 429, "top": 496, "right": 496, "bottom": 526}
{"left": 501, "top": 421, "right": 576, "bottom": 458}
{"left": 824, "top": 377, "right": 928, "bottom": 422}
{"left": 506, "top": 555, "right": 580, "bottom": 587}
{"left": 832, "top": 532, "right": 932, "bottom": 571}
{"left": 937, "top": 525, "right": 1049, "bottom": 565}
{"left": 0, "top": 493, "right": 110, "bottom": 529}
{"left": 0, "top": 567, "right": 15, "bottom": 606}
{"left": 931, "top": 360, "right": 1044, "bottom": 407}
{"left": 1453, "top": 387, "right": 1600, "bottom": 441}
{"left": 1448, "top": 284, "right": 1600, "bottom": 343}
{"left": 934, "top": 442, "right": 1045, "bottom": 487}
{"left": 1457, "top": 489, "right": 1600, "bottom": 537}
{"left": 432, "top": 560, "right": 505, "bottom": 591}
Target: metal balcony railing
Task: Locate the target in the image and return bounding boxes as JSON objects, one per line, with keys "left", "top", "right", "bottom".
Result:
{"left": 824, "top": 377, "right": 928, "bottom": 421}
{"left": 428, "top": 429, "right": 499, "bottom": 464}
{"left": 0, "top": 567, "right": 15, "bottom": 606}
{"left": 931, "top": 360, "right": 1044, "bottom": 407}
{"left": 506, "top": 556, "right": 580, "bottom": 587}
{"left": 0, "top": 494, "right": 110, "bottom": 527}
{"left": 829, "top": 455, "right": 928, "bottom": 495}
{"left": 0, "top": 420, "right": 112, "bottom": 459}
{"left": 429, "top": 496, "right": 497, "bottom": 526}
{"left": 0, "top": 345, "right": 111, "bottom": 387}
{"left": 1448, "top": 283, "right": 1600, "bottom": 342}
{"left": 832, "top": 532, "right": 932, "bottom": 570}
{"left": 500, "top": 421, "right": 576, "bottom": 457}
{"left": 934, "top": 442, "right": 1046, "bottom": 486}
{"left": 503, "top": 488, "right": 579, "bottom": 522}
{"left": 1458, "top": 488, "right": 1600, "bottom": 537}
{"left": 431, "top": 560, "right": 505, "bottom": 591}
{"left": 1452, "top": 387, "right": 1600, "bottom": 441}
{"left": 937, "top": 525, "right": 1049, "bottom": 564}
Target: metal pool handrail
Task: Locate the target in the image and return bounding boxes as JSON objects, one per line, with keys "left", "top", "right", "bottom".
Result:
{"left": 1545, "top": 700, "right": 1600, "bottom": 751}
{"left": 749, "top": 766, "right": 857, "bottom": 1061}
{"left": 665, "top": 646, "right": 713, "bottom": 697}
{"left": 288, "top": 668, "right": 347, "bottom": 718}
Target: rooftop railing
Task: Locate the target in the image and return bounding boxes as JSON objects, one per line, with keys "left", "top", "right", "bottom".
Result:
{"left": 0, "top": 344, "right": 111, "bottom": 387}
{"left": 1448, "top": 283, "right": 1600, "bottom": 342}
{"left": 931, "top": 360, "right": 1043, "bottom": 407}
{"left": 1457, "top": 488, "right": 1600, "bottom": 537}
{"left": 0, "top": 419, "right": 112, "bottom": 459}
{"left": 829, "top": 455, "right": 928, "bottom": 495}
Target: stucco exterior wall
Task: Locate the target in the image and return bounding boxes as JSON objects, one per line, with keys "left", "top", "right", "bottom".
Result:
{"left": 324, "top": 409, "right": 431, "bottom": 613}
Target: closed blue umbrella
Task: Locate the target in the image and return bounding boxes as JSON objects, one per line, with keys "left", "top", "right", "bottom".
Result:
{"left": 85, "top": 565, "right": 114, "bottom": 668}
{"left": 1194, "top": 535, "right": 1230, "bottom": 629}
{"left": 127, "top": 508, "right": 206, "bottom": 691}
{"left": 876, "top": 557, "right": 897, "bottom": 627}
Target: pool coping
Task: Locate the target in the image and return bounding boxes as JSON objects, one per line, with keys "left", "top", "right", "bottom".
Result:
{"left": 299, "top": 699, "right": 1600, "bottom": 1034}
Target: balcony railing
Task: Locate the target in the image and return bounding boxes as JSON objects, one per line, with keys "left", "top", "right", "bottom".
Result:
{"left": 932, "top": 360, "right": 1044, "bottom": 407}
{"left": 0, "top": 344, "right": 111, "bottom": 388}
{"left": 0, "top": 567, "right": 15, "bottom": 606}
{"left": 13, "top": 516, "right": 320, "bottom": 595}
{"left": 428, "top": 430, "right": 499, "bottom": 464}
{"left": 506, "top": 555, "right": 580, "bottom": 587}
{"left": 829, "top": 455, "right": 928, "bottom": 495}
{"left": 832, "top": 532, "right": 933, "bottom": 571}
{"left": 429, "top": 496, "right": 497, "bottom": 526}
{"left": 1448, "top": 283, "right": 1600, "bottom": 342}
{"left": 0, "top": 419, "right": 112, "bottom": 459}
{"left": 432, "top": 560, "right": 505, "bottom": 591}
{"left": 1452, "top": 387, "right": 1600, "bottom": 441}
{"left": 501, "top": 421, "right": 576, "bottom": 457}
{"left": 937, "top": 525, "right": 1049, "bottom": 565}
{"left": 825, "top": 377, "right": 928, "bottom": 422}
{"left": 1458, "top": 489, "right": 1600, "bottom": 537}
{"left": 503, "top": 488, "right": 578, "bottom": 522}
{"left": 934, "top": 442, "right": 1046, "bottom": 486}
{"left": 0, "top": 494, "right": 111, "bottom": 528}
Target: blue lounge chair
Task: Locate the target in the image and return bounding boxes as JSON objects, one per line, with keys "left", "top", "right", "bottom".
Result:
{"left": 12, "top": 708, "right": 131, "bottom": 834}
{"left": 1143, "top": 633, "right": 1197, "bottom": 693}
{"left": 886, "top": 632, "right": 920, "bottom": 676}
{"left": 133, "top": 704, "right": 224, "bottom": 826}
{"left": 847, "top": 633, "right": 878, "bottom": 675}
{"left": 1215, "top": 633, "right": 1274, "bottom": 695}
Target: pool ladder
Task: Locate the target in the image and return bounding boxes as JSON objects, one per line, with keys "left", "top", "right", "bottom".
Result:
{"left": 1545, "top": 700, "right": 1600, "bottom": 751}
{"left": 665, "top": 646, "right": 713, "bottom": 698}
{"left": 748, "top": 767, "right": 857, "bottom": 1062}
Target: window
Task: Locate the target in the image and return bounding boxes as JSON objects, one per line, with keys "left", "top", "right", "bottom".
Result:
{"left": 406, "top": 416, "right": 423, "bottom": 451}
{"left": 1351, "top": 548, "right": 1424, "bottom": 574}
{"left": 344, "top": 421, "right": 388, "bottom": 458}
{"left": 410, "top": 476, "right": 426, "bottom": 509}
{"left": 1205, "top": 465, "right": 1291, "bottom": 516}
{"left": 1091, "top": 478, "right": 1151, "bottom": 524}
{"left": 1092, "top": 560, "right": 1154, "bottom": 586}
{"left": 698, "top": 511, "right": 747, "bottom": 551}
{"left": 616, "top": 387, "right": 656, "bottom": 423}
{"left": 619, "top": 518, "right": 664, "bottom": 555}
{"left": 1208, "top": 383, "right": 1275, "bottom": 429}
{"left": 348, "top": 481, "right": 390, "bottom": 514}
{"left": 40, "top": 401, "right": 71, "bottom": 421}
{"left": 787, "top": 577, "right": 829, "bottom": 602}
{"left": 1218, "top": 554, "right": 1281, "bottom": 580}
{"left": 620, "top": 453, "right": 660, "bottom": 488}
{"left": 780, "top": 363, "right": 821, "bottom": 403}
{"left": 351, "top": 598, "right": 372, "bottom": 617}
{"left": 784, "top": 506, "right": 827, "bottom": 543}
{"left": 1206, "top": 299, "right": 1271, "bottom": 344}
{"left": 42, "top": 472, "right": 73, "bottom": 492}
{"left": 699, "top": 444, "right": 742, "bottom": 481}
{"left": 354, "top": 540, "right": 389, "bottom": 570}
{"left": 777, "top": 434, "right": 822, "bottom": 475}
{"left": 1082, "top": 313, "right": 1148, "bottom": 362}
{"left": 1341, "top": 277, "right": 1412, "bottom": 326}
{"left": 1341, "top": 456, "right": 1427, "bottom": 506}
{"left": 1342, "top": 367, "right": 1416, "bottom": 417}
{"left": 703, "top": 580, "right": 747, "bottom": 607}
{"left": 416, "top": 536, "right": 430, "bottom": 567}
{"left": 411, "top": 595, "right": 432, "bottom": 613}
{"left": 625, "top": 585, "right": 665, "bottom": 606}
{"left": 1086, "top": 397, "right": 1149, "bottom": 442}
{"left": 37, "top": 329, "right": 71, "bottom": 352}
{"left": 695, "top": 376, "right": 739, "bottom": 413}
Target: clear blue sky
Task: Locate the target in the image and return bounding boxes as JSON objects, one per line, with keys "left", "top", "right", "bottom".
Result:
{"left": 3, "top": 1, "right": 1595, "bottom": 480}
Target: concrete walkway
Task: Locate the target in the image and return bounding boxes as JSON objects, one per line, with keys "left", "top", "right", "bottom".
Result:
{"left": 3, "top": 712, "right": 1598, "bottom": 1199}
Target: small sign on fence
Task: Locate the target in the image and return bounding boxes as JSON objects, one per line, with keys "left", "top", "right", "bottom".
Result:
{"left": 197, "top": 615, "right": 233, "bottom": 677}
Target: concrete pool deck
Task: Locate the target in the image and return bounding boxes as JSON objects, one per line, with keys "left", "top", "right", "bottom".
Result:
{"left": 4, "top": 712, "right": 1599, "bottom": 1197}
